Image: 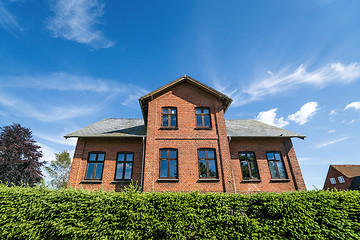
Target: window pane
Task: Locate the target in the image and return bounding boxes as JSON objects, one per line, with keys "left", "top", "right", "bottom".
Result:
{"left": 268, "top": 161, "right": 279, "bottom": 178}
{"left": 276, "top": 162, "right": 286, "bottom": 178}
{"left": 198, "top": 150, "right": 206, "bottom": 159}
{"left": 239, "top": 153, "right": 247, "bottom": 161}
{"left": 266, "top": 153, "right": 275, "bottom": 160}
{"left": 170, "top": 115, "right": 176, "bottom": 127}
{"left": 170, "top": 108, "right": 176, "bottom": 114}
{"left": 160, "top": 150, "right": 167, "bottom": 159}
{"left": 208, "top": 160, "right": 217, "bottom": 177}
{"left": 162, "top": 115, "right": 169, "bottom": 126}
{"left": 124, "top": 163, "right": 132, "bottom": 179}
{"left": 196, "top": 115, "right": 203, "bottom": 127}
{"left": 203, "top": 108, "right": 209, "bottom": 114}
{"left": 250, "top": 161, "right": 259, "bottom": 178}
{"left": 160, "top": 160, "right": 168, "bottom": 178}
{"left": 115, "top": 163, "right": 124, "bottom": 179}
{"left": 89, "top": 154, "right": 96, "bottom": 161}
{"left": 98, "top": 153, "right": 105, "bottom": 161}
{"left": 169, "top": 150, "right": 177, "bottom": 158}
{"left": 274, "top": 153, "right": 281, "bottom": 161}
{"left": 207, "top": 150, "right": 215, "bottom": 159}
{"left": 118, "top": 153, "right": 125, "bottom": 162}
{"left": 162, "top": 108, "right": 168, "bottom": 114}
{"left": 94, "top": 163, "right": 103, "bottom": 179}
{"left": 247, "top": 153, "right": 255, "bottom": 161}
{"left": 241, "top": 161, "right": 250, "bottom": 178}
{"left": 199, "top": 160, "right": 207, "bottom": 177}
{"left": 169, "top": 160, "right": 177, "bottom": 178}
{"left": 126, "top": 154, "right": 133, "bottom": 162}
{"left": 86, "top": 163, "right": 95, "bottom": 179}
{"left": 195, "top": 108, "right": 202, "bottom": 114}
{"left": 204, "top": 116, "right": 210, "bottom": 127}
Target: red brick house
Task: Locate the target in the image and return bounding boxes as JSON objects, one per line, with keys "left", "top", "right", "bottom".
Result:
{"left": 65, "top": 75, "right": 306, "bottom": 193}
{"left": 323, "top": 165, "right": 360, "bottom": 191}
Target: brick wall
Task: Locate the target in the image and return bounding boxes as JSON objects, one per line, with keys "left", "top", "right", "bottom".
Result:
{"left": 67, "top": 137, "right": 144, "bottom": 191}
{"left": 229, "top": 137, "right": 306, "bottom": 193}
{"left": 323, "top": 166, "right": 353, "bottom": 190}
{"left": 143, "top": 82, "right": 230, "bottom": 192}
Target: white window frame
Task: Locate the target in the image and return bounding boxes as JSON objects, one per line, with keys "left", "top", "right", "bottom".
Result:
{"left": 330, "top": 177, "right": 336, "bottom": 184}
{"left": 338, "top": 176, "right": 345, "bottom": 183}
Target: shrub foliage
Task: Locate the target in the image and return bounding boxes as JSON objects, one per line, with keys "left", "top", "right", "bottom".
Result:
{"left": 0, "top": 185, "right": 359, "bottom": 239}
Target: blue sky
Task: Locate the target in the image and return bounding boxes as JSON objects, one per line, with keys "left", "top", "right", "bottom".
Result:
{"left": 1, "top": 0, "right": 360, "bottom": 189}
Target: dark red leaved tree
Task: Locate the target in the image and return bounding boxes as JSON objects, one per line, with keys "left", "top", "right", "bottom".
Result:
{"left": 0, "top": 123, "right": 45, "bottom": 186}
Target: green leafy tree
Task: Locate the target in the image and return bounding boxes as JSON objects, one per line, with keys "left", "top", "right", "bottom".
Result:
{"left": 0, "top": 123, "right": 44, "bottom": 186}
{"left": 45, "top": 150, "right": 72, "bottom": 189}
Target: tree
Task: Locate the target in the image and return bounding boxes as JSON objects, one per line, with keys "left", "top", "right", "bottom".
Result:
{"left": 45, "top": 150, "right": 72, "bottom": 189}
{"left": 0, "top": 123, "right": 44, "bottom": 186}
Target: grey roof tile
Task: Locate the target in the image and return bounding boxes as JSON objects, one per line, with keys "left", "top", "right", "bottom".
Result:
{"left": 65, "top": 118, "right": 305, "bottom": 139}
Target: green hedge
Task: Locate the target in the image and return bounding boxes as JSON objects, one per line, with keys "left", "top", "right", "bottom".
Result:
{"left": 0, "top": 185, "right": 359, "bottom": 239}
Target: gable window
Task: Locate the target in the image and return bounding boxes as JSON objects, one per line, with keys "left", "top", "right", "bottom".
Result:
{"left": 338, "top": 176, "right": 345, "bottom": 183}
{"left": 330, "top": 177, "right": 337, "bottom": 184}
{"left": 266, "top": 151, "right": 287, "bottom": 179}
{"left": 239, "top": 152, "right": 260, "bottom": 179}
{"left": 115, "top": 152, "right": 134, "bottom": 180}
{"left": 198, "top": 149, "right": 218, "bottom": 178}
{"left": 195, "top": 107, "right": 211, "bottom": 128}
{"left": 162, "top": 107, "right": 177, "bottom": 128}
{"left": 160, "top": 149, "right": 178, "bottom": 178}
{"left": 85, "top": 152, "right": 105, "bottom": 180}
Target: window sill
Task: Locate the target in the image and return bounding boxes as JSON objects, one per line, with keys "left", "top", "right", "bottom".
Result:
{"left": 157, "top": 178, "right": 179, "bottom": 182}
{"left": 159, "top": 127, "right": 178, "bottom": 130}
{"left": 194, "top": 127, "right": 212, "bottom": 130}
{"left": 80, "top": 180, "right": 102, "bottom": 184}
{"left": 270, "top": 179, "right": 290, "bottom": 183}
{"left": 197, "top": 178, "right": 220, "bottom": 182}
{"left": 111, "top": 180, "right": 131, "bottom": 184}
{"left": 242, "top": 179, "right": 262, "bottom": 183}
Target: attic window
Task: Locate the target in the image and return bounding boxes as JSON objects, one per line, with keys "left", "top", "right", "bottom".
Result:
{"left": 195, "top": 107, "right": 211, "bottom": 128}
{"left": 338, "top": 176, "right": 345, "bottom": 183}
{"left": 162, "top": 107, "right": 177, "bottom": 128}
{"left": 330, "top": 177, "right": 336, "bottom": 184}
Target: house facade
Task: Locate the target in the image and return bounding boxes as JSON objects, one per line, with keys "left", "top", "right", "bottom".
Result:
{"left": 323, "top": 165, "right": 360, "bottom": 191}
{"left": 65, "top": 75, "right": 306, "bottom": 193}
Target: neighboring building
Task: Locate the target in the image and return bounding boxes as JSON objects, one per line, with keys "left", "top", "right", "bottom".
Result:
{"left": 323, "top": 165, "right": 360, "bottom": 191}
{"left": 65, "top": 75, "right": 306, "bottom": 193}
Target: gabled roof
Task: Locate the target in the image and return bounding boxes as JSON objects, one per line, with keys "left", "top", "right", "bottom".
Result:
{"left": 226, "top": 119, "right": 305, "bottom": 139}
{"left": 331, "top": 165, "right": 360, "bottom": 178}
{"left": 64, "top": 118, "right": 305, "bottom": 139}
{"left": 139, "top": 75, "right": 233, "bottom": 123}
{"left": 64, "top": 118, "right": 146, "bottom": 139}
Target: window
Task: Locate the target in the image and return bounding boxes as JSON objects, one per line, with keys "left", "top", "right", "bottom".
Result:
{"left": 338, "top": 176, "right": 345, "bottom": 183}
{"left": 266, "top": 151, "right": 287, "bottom": 179}
{"left": 330, "top": 177, "right": 337, "bottom": 184}
{"left": 115, "top": 152, "right": 134, "bottom": 180}
{"left": 160, "top": 149, "right": 178, "bottom": 178}
{"left": 239, "top": 152, "right": 260, "bottom": 179}
{"left": 195, "top": 107, "right": 211, "bottom": 127}
{"left": 198, "top": 149, "right": 218, "bottom": 178}
{"left": 162, "top": 107, "right": 177, "bottom": 127}
{"left": 85, "top": 152, "right": 105, "bottom": 180}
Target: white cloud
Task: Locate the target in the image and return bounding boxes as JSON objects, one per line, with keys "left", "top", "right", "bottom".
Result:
{"left": 345, "top": 101, "right": 360, "bottom": 110}
{"left": 0, "top": 1, "right": 22, "bottom": 36}
{"left": 288, "top": 102, "right": 318, "bottom": 125}
{"left": 33, "top": 132, "right": 78, "bottom": 147}
{"left": 0, "top": 92, "right": 100, "bottom": 122}
{"left": 255, "top": 108, "right": 289, "bottom": 128}
{"left": 47, "top": 0, "right": 114, "bottom": 49}
{"left": 232, "top": 62, "right": 360, "bottom": 106}
{"left": 315, "top": 136, "right": 351, "bottom": 148}
{"left": 327, "top": 129, "right": 336, "bottom": 134}
{"left": 349, "top": 119, "right": 355, "bottom": 124}
{"left": 329, "top": 109, "right": 336, "bottom": 115}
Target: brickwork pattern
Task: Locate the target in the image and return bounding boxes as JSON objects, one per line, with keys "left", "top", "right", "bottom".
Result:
{"left": 323, "top": 166, "right": 353, "bottom": 190}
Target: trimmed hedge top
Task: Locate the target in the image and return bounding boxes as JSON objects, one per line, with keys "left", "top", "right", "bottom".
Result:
{"left": 0, "top": 185, "right": 359, "bottom": 239}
